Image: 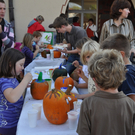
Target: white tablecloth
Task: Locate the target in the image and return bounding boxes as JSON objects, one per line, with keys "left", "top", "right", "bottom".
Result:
{"left": 16, "top": 68, "right": 80, "bottom": 135}
{"left": 24, "top": 55, "right": 65, "bottom": 74}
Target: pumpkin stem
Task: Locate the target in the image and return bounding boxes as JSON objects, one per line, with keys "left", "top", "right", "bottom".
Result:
{"left": 65, "top": 85, "right": 72, "bottom": 95}
{"left": 38, "top": 72, "right": 43, "bottom": 82}
{"left": 52, "top": 88, "right": 56, "bottom": 93}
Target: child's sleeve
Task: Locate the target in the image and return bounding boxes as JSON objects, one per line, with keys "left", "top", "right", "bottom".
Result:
{"left": 25, "top": 48, "right": 33, "bottom": 60}
{"left": 1, "top": 81, "right": 14, "bottom": 93}
{"left": 118, "top": 69, "right": 135, "bottom": 95}
{"left": 76, "top": 100, "right": 91, "bottom": 135}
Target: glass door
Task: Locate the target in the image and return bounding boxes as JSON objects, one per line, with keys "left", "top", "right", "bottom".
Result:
{"left": 68, "top": 0, "right": 98, "bottom": 29}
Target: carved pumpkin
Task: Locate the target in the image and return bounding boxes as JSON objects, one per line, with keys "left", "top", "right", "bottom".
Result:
{"left": 41, "top": 49, "right": 50, "bottom": 58}
{"left": 47, "top": 44, "right": 53, "bottom": 49}
{"left": 54, "top": 50, "right": 61, "bottom": 58}
{"left": 52, "top": 64, "right": 67, "bottom": 81}
{"left": 41, "top": 50, "right": 46, "bottom": 58}
{"left": 65, "top": 85, "right": 77, "bottom": 110}
{"left": 43, "top": 89, "right": 70, "bottom": 124}
{"left": 55, "top": 76, "right": 74, "bottom": 90}
{"left": 31, "top": 72, "right": 49, "bottom": 100}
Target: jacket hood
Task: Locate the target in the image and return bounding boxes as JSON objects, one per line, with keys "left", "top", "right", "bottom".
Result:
{"left": 28, "top": 18, "right": 37, "bottom": 28}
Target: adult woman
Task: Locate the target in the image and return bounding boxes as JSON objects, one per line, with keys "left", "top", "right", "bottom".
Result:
{"left": 99, "top": 0, "right": 135, "bottom": 53}
{"left": 27, "top": 15, "right": 46, "bottom": 34}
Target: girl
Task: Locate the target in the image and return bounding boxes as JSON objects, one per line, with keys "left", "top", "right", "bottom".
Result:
{"left": 71, "top": 37, "right": 90, "bottom": 81}
{"left": 0, "top": 48, "right": 32, "bottom": 135}
{"left": 21, "top": 33, "right": 40, "bottom": 68}
{"left": 73, "top": 39, "right": 100, "bottom": 96}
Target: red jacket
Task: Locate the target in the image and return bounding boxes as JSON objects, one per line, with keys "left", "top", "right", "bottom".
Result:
{"left": 27, "top": 18, "right": 45, "bottom": 34}
{"left": 86, "top": 25, "right": 94, "bottom": 38}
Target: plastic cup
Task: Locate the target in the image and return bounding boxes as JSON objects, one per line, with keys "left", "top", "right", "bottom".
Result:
{"left": 46, "top": 54, "right": 50, "bottom": 59}
{"left": 32, "top": 103, "right": 42, "bottom": 120}
{"left": 73, "top": 101, "right": 82, "bottom": 111}
{"left": 28, "top": 109, "right": 38, "bottom": 128}
{"left": 67, "top": 111, "right": 79, "bottom": 130}
{"left": 47, "top": 69, "right": 53, "bottom": 78}
{"left": 73, "top": 101, "right": 77, "bottom": 111}
{"left": 45, "top": 79, "right": 52, "bottom": 91}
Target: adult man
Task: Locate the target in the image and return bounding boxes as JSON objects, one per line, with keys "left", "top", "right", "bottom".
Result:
{"left": 49, "top": 13, "right": 67, "bottom": 43}
{"left": 0, "top": 0, "right": 14, "bottom": 56}
{"left": 27, "top": 15, "right": 46, "bottom": 34}
{"left": 50, "top": 17, "right": 87, "bottom": 75}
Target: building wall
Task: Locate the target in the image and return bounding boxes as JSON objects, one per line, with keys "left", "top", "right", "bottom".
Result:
{"left": 4, "top": 0, "right": 135, "bottom": 42}
{"left": 4, "top": 0, "right": 69, "bottom": 42}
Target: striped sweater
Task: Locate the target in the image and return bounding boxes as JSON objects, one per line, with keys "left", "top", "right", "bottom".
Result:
{"left": 0, "top": 19, "right": 14, "bottom": 55}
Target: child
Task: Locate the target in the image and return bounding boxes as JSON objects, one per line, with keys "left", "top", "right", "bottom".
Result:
{"left": 32, "top": 31, "right": 46, "bottom": 49}
{"left": 100, "top": 33, "right": 135, "bottom": 101}
{"left": 0, "top": 48, "right": 32, "bottom": 135}
{"left": 73, "top": 39, "right": 99, "bottom": 95}
{"left": 21, "top": 33, "right": 40, "bottom": 68}
{"left": 77, "top": 49, "right": 135, "bottom": 135}
{"left": 70, "top": 37, "right": 90, "bottom": 81}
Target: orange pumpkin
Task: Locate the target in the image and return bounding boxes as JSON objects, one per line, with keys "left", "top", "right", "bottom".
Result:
{"left": 43, "top": 89, "right": 70, "bottom": 124}
{"left": 65, "top": 85, "right": 77, "bottom": 110}
{"left": 47, "top": 44, "right": 53, "bottom": 49}
{"left": 41, "top": 50, "right": 46, "bottom": 58}
{"left": 55, "top": 76, "right": 74, "bottom": 90}
{"left": 31, "top": 72, "right": 49, "bottom": 100}
{"left": 53, "top": 50, "right": 61, "bottom": 58}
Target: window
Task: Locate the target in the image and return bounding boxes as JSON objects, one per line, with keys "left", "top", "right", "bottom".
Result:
{"left": 68, "top": 0, "right": 98, "bottom": 29}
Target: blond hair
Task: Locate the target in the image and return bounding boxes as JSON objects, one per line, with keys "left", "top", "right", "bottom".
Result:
{"left": 80, "top": 40, "right": 100, "bottom": 65}
{"left": 20, "top": 33, "right": 33, "bottom": 50}
{"left": 88, "top": 49, "right": 126, "bottom": 90}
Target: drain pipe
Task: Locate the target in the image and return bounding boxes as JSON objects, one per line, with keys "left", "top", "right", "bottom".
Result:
{"left": 8, "top": 0, "right": 16, "bottom": 41}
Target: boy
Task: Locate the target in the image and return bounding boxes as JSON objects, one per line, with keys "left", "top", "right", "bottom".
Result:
{"left": 100, "top": 33, "right": 135, "bottom": 101}
{"left": 32, "top": 31, "right": 46, "bottom": 49}
{"left": 77, "top": 49, "right": 135, "bottom": 135}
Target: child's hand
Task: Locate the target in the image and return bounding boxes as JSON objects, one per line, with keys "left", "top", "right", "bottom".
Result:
{"left": 41, "top": 42, "right": 44, "bottom": 46}
{"left": 43, "top": 44, "right": 47, "bottom": 48}
{"left": 40, "top": 42, "right": 47, "bottom": 48}
{"left": 72, "top": 60, "right": 79, "bottom": 68}
{"left": 27, "top": 82, "right": 31, "bottom": 88}
{"left": 24, "top": 73, "right": 32, "bottom": 82}
{"left": 72, "top": 93, "right": 81, "bottom": 99}
{"left": 74, "top": 80, "right": 78, "bottom": 87}
{"left": 77, "top": 68, "right": 85, "bottom": 78}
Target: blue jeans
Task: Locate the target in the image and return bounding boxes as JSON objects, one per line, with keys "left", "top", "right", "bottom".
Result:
{"left": 66, "top": 54, "right": 82, "bottom": 75}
